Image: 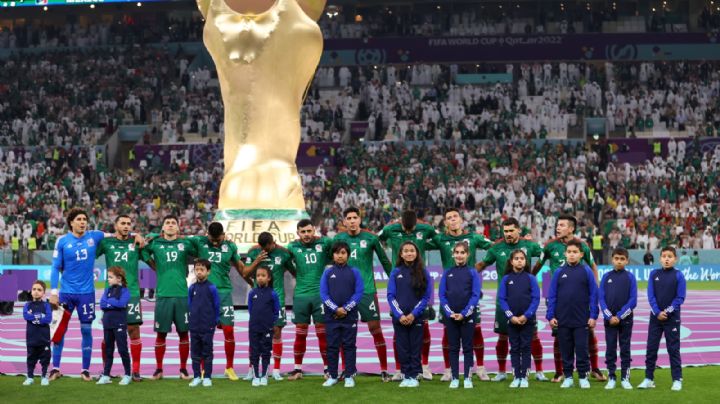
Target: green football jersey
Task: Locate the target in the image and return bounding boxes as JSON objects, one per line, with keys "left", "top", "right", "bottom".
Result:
{"left": 333, "top": 230, "right": 393, "bottom": 294}
{"left": 188, "top": 236, "right": 240, "bottom": 294}
{"left": 140, "top": 237, "right": 197, "bottom": 298}
{"left": 539, "top": 237, "right": 595, "bottom": 274}
{"left": 428, "top": 231, "right": 492, "bottom": 270}
{"left": 245, "top": 246, "right": 295, "bottom": 304}
{"left": 482, "top": 239, "right": 543, "bottom": 283}
{"left": 378, "top": 222, "right": 437, "bottom": 267}
{"left": 287, "top": 237, "right": 333, "bottom": 297}
{"left": 97, "top": 237, "right": 143, "bottom": 297}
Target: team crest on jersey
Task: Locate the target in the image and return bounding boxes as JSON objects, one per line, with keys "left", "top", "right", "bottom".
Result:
{"left": 87, "top": 239, "right": 94, "bottom": 247}
{"left": 128, "top": 244, "right": 135, "bottom": 251}
{"left": 221, "top": 244, "right": 228, "bottom": 253}
{"left": 315, "top": 245, "right": 323, "bottom": 252}
{"left": 360, "top": 240, "right": 367, "bottom": 248}
{"left": 178, "top": 244, "right": 185, "bottom": 251}
{"left": 275, "top": 257, "right": 281, "bottom": 265}
{"left": 416, "top": 232, "right": 423, "bottom": 240}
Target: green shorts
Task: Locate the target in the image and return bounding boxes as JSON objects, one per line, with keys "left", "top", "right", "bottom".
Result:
{"left": 154, "top": 297, "right": 189, "bottom": 333}
{"left": 493, "top": 304, "right": 508, "bottom": 334}
{"left": 292, "top": 294, "right": 324, "bottom": 325}
{"left": 358, "top": 293, "right": 380, "bottom": 322}
{"left": 126, "top": 296, "right": 143, "bottom": 325}
{"left": 218, "top": 292, "right": 235, "bottom": 327}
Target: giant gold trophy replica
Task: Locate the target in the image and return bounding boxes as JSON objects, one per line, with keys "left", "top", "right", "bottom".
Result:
{"left": 197, "top": 0, "right": 326, "bottom": 252}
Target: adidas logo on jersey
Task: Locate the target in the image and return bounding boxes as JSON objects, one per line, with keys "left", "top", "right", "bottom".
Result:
{"left": 253, "top": 294, "right": 258, "bottom": 299}
{"left": 449, "top": 274, "right": 454, "bottom": 277}
{"left": 554, "top": 252, "right": 559, "bottom": 256}
{"left": 398, "top": 274, "right": 404, "bottom": 278}
{"left": 608, "top": 279, "right": 613, "bottom": 283}
{"left": 500, "top": 252, "right": 506, "bottom": 256}
{"left": 655, "top": 277, "right": 660, "bottom": 281}
{"left": 562, "top": 274, "right": 568, "bottom": 278}
{"left": 331, "top": 274, "right": 337, "bottom": 279}
{"left": 509, "top": 281, "right": 514, "bottom": 285}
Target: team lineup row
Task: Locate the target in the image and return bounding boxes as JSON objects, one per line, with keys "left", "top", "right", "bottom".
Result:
{"left": 21, "top": 207, "right": 686, "bottom": 391}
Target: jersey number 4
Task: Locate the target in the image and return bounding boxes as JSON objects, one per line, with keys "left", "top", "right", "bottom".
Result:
{"left": 113, "top": 251, "right": 129, "bottom": 262}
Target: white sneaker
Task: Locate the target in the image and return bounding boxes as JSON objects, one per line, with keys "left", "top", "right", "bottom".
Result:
{"left": 407, "top": 378, "right": 419, "bottom": 388}
{"left": 23, "top": 378, "right": 34, "bottom": 386}
{"left": 272, "top": 370, "right": 283, "bottom": 381}
{"left": 535, "top": 372, "right": 549, "bottom": 382}
{"left": 243, "top": 367, "right": 254, "bottom": 381}
{"left": 449, "top": 379, "right": 460, "bottom": 389}
{"left": 440, "top": 368, "right": 452, "bottom": 382}
{"left": 119, "top": 375, "right": 132, "bottom": 386}
{"left": 322, "top": 378, "right": 338, "bottom": 387}
{"left": 188, "top": 377, "right": 202, "bottom": 387}
{"left": 96, "top": 375, "right": 112, "bottom": 385}
{"left": 399, "top": 378, "right": 410, "bottom": 388}
{"left": 637, "top": 378, "right": 655, "bottom": 389}
{"left": 671, "top": 380, "right": 682, "bottom": 391}
{"left": 202, "top": 378, "right": 212, "bottom": 387}
{"left": 519, "top": 378, "right": 529, "bottom": 388}
{"left": 476, "top": 366, "right": 490, "bottom": 381}
{"left": 260, "top": 377, "right": 268, "bottom": 386}
{"left": 344, "top": 377, "right": 355, "bottom": 388}
{"left": 509, "top": 378, "right": 521, "bottom": 388}
{"left": 579, "top": 378, "right": 590, "bottom": 389}
{"left": 392, "top": 371, "right": 404, "bottom": 382}
{"left": 252, "top": 377, "right": 261, "bottom": 387}
{"left": 605, "top": 379, "right": 616, "bottom": 389}
{"left": 621, "top": 379, "right": 633, "bottom": 390}
{"left": 464, "top": 378, "right": 473, "bottom": 389}
{"left": 40, "top": 377, "right": 49, "bottom": 386}
{"left": 422, "top": 365, "right": 433, "bottom": 381}
{"left": 492, "top": 372, "right": 508, "bottom": 382}
{"left": 560, "top": 378, "right": 574, "bottom": 388}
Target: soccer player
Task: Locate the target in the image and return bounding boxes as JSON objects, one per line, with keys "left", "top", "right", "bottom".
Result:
{"left": 334, "top": 207, "right": 393, "bottom": 381}
{"left": 546, "top": 239, "right": 599, "bottom": 389}
{"left": 378, "top": 210, "right": 436, "bottom": 381}
{"left": 141, "top": 215, "right": 198, "bottom": 380}
{"left": 285, "top": 219, "right": 333, "bottom": 380}
{"left": 49, "top": 208, "right": 107, "bottom": 381}
{"left": 427, "top": 208, "right": 492, "bottom": 382}
{"left": 244, "top": 232, "right": 296, "bottom": 381}
{"left": 477, "top": 218, "right": 546, "bottom": 382}
{"left": 96, "top": 215, "right": 146, "bottom": 381}
{"left": 187, "top": 222, "right": 244, "bottom": 381}
{"left": 532, "top": 214, "right": 605, "bottom": 383}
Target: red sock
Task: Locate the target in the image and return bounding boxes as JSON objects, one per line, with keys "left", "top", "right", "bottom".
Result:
{"left": 155, "top": 333, "right": 167, "bottom": 370}
{"left": 496, "top": 337, "right": 508, "bottom": 373}
{"left": 442, "top": 329, "right": 450, "bottom": 369}
{"left": 531, "top": 335, "right": 544, "bottom": 372}
{"left": 130, "top": 337, "right": 142, "bottom": 374}
{"left": 101, "top": 340, "right": 106, "bottom": 370}
{"left": 422, "top": 321, "right": 431, "bottom": 366}
{"left": 370, "top": 326, "right": 388, "bottom": 372}
{"left": 222, "top": 325, "right": 235, "bottom": 369}
{"left": 393, "top": 335, "right": 400, "bottom": 371}
{"left": 316, "top": 325, "right": 328, "bottom": 367}
{"left": 553, "top": 337, "right": 563, "bottom": 374}
{"left": 294, "top": 325, "right": 308, "bottom": 367}
{"left": 473, "top": 325, "right": 484, "bottom": 366}
{"left": 589, "top": 330, "right": 599, "bottom": 370}
{"left": 273, "top": 338, "right": 283, "bottom": 371}
{"left": 178, "top": 332, "right": 189, "bottom": 370}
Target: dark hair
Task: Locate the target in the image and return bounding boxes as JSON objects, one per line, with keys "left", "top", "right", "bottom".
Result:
{"left": 256, "top": 266, "right": 274, "bottom": 288}
{"left": 396, "top": 241, "right": 427, "bottom": 298}
{"left": 66, "top": 208, "right": 88, "bottom": 227}
{"left": 297, "top": 219, "right": 313, "bottom": 229}
{"left": 32, "top": 280, "right": 46, "bottom": 292}
{"left": 208, "top": 222, "right": 224, "bottom": 238}
{"left": 401, "top": 210, "right": 417, "bottom": 230}
{"left": 452, "top": 241, "right": 469, "bottom": 255}
{"left": 115, "top": 214, "right": 131, "bottom": 223}
{"left": 661, "top": 246, "right": 677, "bottom": 257}
{"left": 612, "top": 247, "right": 629, "bottom": 259}
{"left": 258, "top": 232, "right": 274, "bottom": 247}
{"left": 107, "top": 266, "right": 128, "bottom": 287}
{"left": 331, "top": 241, "right": 350, "bottom": 256}
{"left": 444, "top": 208, "right": 460, "bottom": 219}
{"left": 565, "top": 238, "right": 583, "bottom": 251}
{"left": 162, "top": 215, "right": 178, "bottom": 225}
{"left": 504, "top": 249, "right": 531, "bottom": 276}
{"left": 502, "top": 217, "right": 520, "bottom": 228}
{"left": 558, "top": 214, "right": 577, "bottom": 230}
{"left": 343, "top": 207, "right": 360, "bottom": 218}
{"left": 194, "top": 259, "right": 212, "bottom": 271}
